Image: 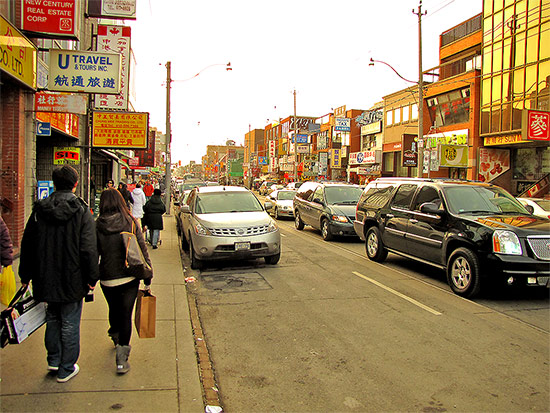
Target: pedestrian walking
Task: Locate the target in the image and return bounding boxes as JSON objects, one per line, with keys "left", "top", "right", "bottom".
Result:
{"left": 95, "top": 188, "right": 153, "bottom": 374}
{"left": 131, "top": 183, "right": 147, "bottom": 228}
{"left": 143, "top": 188, "right": 166, "bottom": 249}
{"left": 106, "top": 179, "right": 115, "bottom": 189}
{"left": 18, "top": 165, "right": 99, "bottom": 383}
{"left": 143, "top": 180, "right": 154, "bottom": 200}
{"left": 117, "top": 182, "right": 134, "bottom": 210}
{"left": 0, "top": 215, "right": 14, "bottom": 270}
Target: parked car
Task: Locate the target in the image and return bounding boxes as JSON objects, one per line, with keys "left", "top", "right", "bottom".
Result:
{"left": 517, "top": 197, "right": 550, "bottom": 219}
{"left": 293, "top": 181, "right": 363, "bottom": 241}
{"left": 259, "top": 181, "right": 276, "bottom": 195}
{"left": 266, "top": 184, "right": 284, "bottom": 196}
{"left": 175, "top": 190, "right": 191, "bottom": 238}
{"left": 179, "top": 186, "right": 281, "bottom": 269}
{"left": 265, "top": 189, "right": 296, "bottom": 219}
{"left": 286, "top": 182, "right": 303, "bottom": 191}
{"left": 354, "top": 177, "right": 550, "bottom": 297}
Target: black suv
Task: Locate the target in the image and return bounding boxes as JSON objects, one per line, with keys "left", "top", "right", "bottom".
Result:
{"left": 294, "top": 181, "right": 363, "bottom": 240}
{"left": 354, "top": 178, "right": 550, "bottom": 297}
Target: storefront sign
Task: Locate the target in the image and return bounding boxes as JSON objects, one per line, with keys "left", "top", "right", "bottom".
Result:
{"left": 92, "top": 111, "right": 149, "bottom": 149}
{"left": 269, "top": 140, "right": 277, "bottom": 158}
{"left": 523, "top": 109, "right": 550, "bottom": 141}
{"left": 54, "top": 147, "right": 80, "bottom": 165}
{"left": 355, "top": 110, "right": 383, "bottom": 126}
{"left": 87, "top": 0, "right": 137, "bottom": 19}
{"left": 349, "top": 151, "right": 379, "bottom": 165}
{"left": 334, "top": 118, "right": 350, "bottom": 132}
{"left": 330, "top": 149, "right": 341, "bottom": 168}
{"left": 296, "top": 145, "right": 309, "bottom": 154}
{"left": 383, "top": 142, "right": 402, "bottom": 151}
{"left": 425, "top": 129, "right": 469, "bottom": 148}
{"left": 484, "top": 133, "right": 529, "bottom": 146}
{"left": 0, "top": 15, "right": 37, "bottom": 89}
{"left": 478, "top": 147, "right": 510, "bottom": 183}
{"left": 334, "top": 105, "right": 346, "bottom": 118}
{"left": 402, "top": 134, "right": 418, "bottom": 167}
{"left": 48, "top": 50, "right": 121, "bottom": 94}
{"left": 21, "top": 0, "right": 79, "bottom": 40}
{"left": 439, "top": 144, "right": 468, "bottom": 168}
{"left": 361, "top": 121, "right": 382, "bottom": 135}
{"left": 35, "top": 92, "right": 88, "bottom": 115}
{"left": 95, "top": 25, "right": 131, "bottom": 110}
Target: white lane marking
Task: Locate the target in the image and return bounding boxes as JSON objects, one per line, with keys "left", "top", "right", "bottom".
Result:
{"left": 352, "top": 271, "right": 442, "bottom": 316}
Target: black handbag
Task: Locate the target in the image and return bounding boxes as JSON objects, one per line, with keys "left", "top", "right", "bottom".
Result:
{"left": 121, "top": 221, "right": 153, "bottom": 280}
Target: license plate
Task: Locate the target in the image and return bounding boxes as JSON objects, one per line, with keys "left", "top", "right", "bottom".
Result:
{"left": 235, "top": 242, "right": 250, "bottom": 251}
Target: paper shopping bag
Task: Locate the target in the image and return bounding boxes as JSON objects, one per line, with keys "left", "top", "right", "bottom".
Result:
{"left": 134, "top": 290, "right": 156, "bottom": 338}
{"left": 0, "top": 265, "right": 16, "bottom": 306}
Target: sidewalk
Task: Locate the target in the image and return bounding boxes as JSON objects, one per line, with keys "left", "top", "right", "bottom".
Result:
{"left": 0, "top": 214, "right": 205, "bottom": 413}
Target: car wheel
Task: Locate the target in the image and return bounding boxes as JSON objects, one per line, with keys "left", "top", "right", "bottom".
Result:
{"left": 365, "top": 227, "right": 388, "bottom": 262}
{"left": 295, "top": 211, "right": 304, "bottom": 230}
{"left": 189, "top": 239, "right": 204, "bottom": 270}
{"left": 321, "top": 219, "right": 333, "bottom": 241}
{"left": 447, "top": 247, "right": 481, "bottom": 298}
{"left": 264, "top": 253, "right": 280, "bottom": 265}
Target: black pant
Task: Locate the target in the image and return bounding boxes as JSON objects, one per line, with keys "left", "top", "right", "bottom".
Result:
{"left": 101, "top": 279, "right": 139, "bottom": 346}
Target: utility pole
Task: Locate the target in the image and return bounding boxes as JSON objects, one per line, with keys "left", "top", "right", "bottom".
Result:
{"left": 293, "top": 89, "right": 298, "bottom": 182}
{"left": 413, "top": 1, "right": 427, "bottom": 177}
{"left": 164, "top": 61, "right": 172, "bottom": 214}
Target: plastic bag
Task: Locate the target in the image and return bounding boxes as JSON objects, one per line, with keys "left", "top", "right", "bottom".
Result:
{"left": 0, "top": 265, "right": 16, "bottom": 306}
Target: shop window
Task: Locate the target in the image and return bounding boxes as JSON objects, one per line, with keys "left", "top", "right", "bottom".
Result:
{"left": 427, "top": 87, "right": 471, "bottom": 127}
{"left": 386, "top": 110, "right": 393, "bottom": 126}
{"left": 383, "top": 152, "right": 394, "bottom": 172}
{"left": 394, "top": 108, "right": 401, "bottom": 124}
{"left": 402, "top": 105, "right": 410, "bottom": 123}
{"left": 411, "top": 104, "right": 418, "bottom": 120}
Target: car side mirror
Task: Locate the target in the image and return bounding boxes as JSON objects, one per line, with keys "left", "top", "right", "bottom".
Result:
{"left": 264, "top": 201, "right": 273, "bottom": 210}
{"left": 420, "top": 202, "right": 443, "bottom": 215}
{"left": 524, "top": 204, "right": 534, "bottom": 214}
{"left": 181, "top": 204, "right": 190, "bottom": 214}
{"left": 313, "top": 197, "right": 324, "bottom": 205}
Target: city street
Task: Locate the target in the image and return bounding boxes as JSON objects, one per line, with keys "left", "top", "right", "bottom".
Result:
{"left": 183, "top": 215, "right": 549, "bottom": 412}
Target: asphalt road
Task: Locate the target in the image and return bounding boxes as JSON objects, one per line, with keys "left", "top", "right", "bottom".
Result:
{"left": 183, "top": 215, "right": 550, "bottom": 412}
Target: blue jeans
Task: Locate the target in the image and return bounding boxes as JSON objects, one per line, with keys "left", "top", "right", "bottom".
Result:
{"left": 151, "top": 229, "right": 160, "bottom": 246}
{"left": 45, "top": 301, "right": 83, "bottom": 379}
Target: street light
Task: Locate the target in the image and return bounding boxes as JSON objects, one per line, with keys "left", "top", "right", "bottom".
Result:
{"left": 369, "top": 58, "right": 424, "bottom": 177}
{"left": 164, "top": 61, "right": 232, "bottom": 212}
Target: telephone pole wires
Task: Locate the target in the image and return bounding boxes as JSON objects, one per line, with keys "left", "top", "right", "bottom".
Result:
{"left": 413, "top": 1, "right": 427, "bottom": 177}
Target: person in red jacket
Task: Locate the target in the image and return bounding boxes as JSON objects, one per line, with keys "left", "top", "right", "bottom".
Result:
{"left": 143, "top": 181, "right": 154, "bottom": 200}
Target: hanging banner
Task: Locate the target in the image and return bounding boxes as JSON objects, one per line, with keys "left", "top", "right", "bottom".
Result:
{"left": 95, "top": 25, "right": 131, "bottom": 110}
{"left": 48, "top": 49, "right": 121, "bottom": 94}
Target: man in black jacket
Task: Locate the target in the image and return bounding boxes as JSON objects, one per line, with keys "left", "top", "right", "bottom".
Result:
{"left": 19, "top": 166, "right": 99, "bottom": 383}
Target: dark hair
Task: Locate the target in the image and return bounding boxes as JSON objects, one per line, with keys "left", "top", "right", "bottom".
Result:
{"left": 52, "top": 166, "right": 79, "bottom": 191}
{"left": 136, "top": 183, "right": 141, "bottom": 188}
{"left": 106, "top": 180, "right": 114, "bottom": 187}
{"left": 99, "top": 188, "right": 132, "bottom": 220}
{"left": 154, "top": 188, "right": 161, "bottom": 196}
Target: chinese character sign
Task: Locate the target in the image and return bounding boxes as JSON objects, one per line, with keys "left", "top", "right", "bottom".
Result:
{"left": 1, "top": 15, "right": 37, "bottom": 89}
{"left": 526, "top": 110, "right": 550, "bottom": 141}
{"left": 92, "top": 111, "right": 149, "bottom": 149}
{"left": 95, "top": 25, "right": 131, "bottom": 110}
{"left": 49, "top": 50, "right": 121, "bottom": 94}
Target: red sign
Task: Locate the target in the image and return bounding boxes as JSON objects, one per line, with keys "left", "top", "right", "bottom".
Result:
{"left": 526, "top": 110, "right": 550, "bottom": 141}
{"left": 21, "top": 0, "right": 79, "bottom": 39}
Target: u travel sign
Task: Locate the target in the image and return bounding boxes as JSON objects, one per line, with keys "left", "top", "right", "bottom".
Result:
{"left": 48, "top": 49, "right": 121, "bottom": 94}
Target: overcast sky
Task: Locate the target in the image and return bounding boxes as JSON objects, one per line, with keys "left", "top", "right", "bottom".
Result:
{"left": 127, "top": 0, "right": 482, "bottom": 165}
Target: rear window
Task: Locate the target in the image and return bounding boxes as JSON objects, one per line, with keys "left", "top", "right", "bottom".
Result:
{"left": 360, "top": 185, "right": 395, "bottom": 209}
{"left": 195, "top": 192, "right": 263, "bottom": 214}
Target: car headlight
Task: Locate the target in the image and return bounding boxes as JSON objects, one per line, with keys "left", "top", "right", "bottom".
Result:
{"left": 267, "top": 219, "right": 278, "bottom": 233}
{"left": 493, "top": 230, "right": 522, "bottom": 255}
{"left": 194, "top": 223, "right": 212, "bottom": 236}
{"left": 332, "top": 215, "right": 348, "bottom": 223}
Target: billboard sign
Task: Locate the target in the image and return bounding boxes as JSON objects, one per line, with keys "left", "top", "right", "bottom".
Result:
{"left": 48, "top": 49, "right": 121, "bottom": 94}
{"left": 0, "top": 15, "right": 37, "bottom": 89}
{"left": 21, "top": 0, "right": 80, "bottom": 40}
{"left": 87, "top": 0, "right": 137, "bottom": 19}
{"left": 95, "top": 25, "right": 131, "bottom": 110}
{"left": 92, "top": 111, "right": 149, "bottom": 149}
{"left": 334, "top": 118, "right": 350, "bottom": 132}
{"left": 35, "top": 92, "right": 88, "bottom": 115}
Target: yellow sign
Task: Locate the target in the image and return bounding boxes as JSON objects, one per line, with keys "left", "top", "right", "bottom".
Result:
{"left": 0, "top": 15, "right": 37, "bottom": 89}
{"left": 439, "top": 144, "right": 468, "bottom": 168}
{"left": 92, "top": 111, "right": 149, "bottom": 149}
{"left": 54, "top": 147, "right": 80, "bottom": 165}
{"left": 484, "top": 133, "right": 529, "bottom": 146}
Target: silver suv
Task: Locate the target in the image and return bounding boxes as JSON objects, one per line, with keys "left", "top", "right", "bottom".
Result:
{"left": 180, "top": 186, "right": 281, "bottom": 270}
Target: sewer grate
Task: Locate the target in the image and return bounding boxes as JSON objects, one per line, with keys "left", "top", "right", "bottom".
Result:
{"left": 200, "top": 272, "right": 272, "bottom": 293}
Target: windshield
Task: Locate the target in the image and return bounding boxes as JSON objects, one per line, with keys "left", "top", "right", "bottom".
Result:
{"left": 195, "top": 192, "right": 264, "bottom": 214}
{"left": 277, "top": 191, "right": 296, "bottom": 201}
{"left": 533, "top": 199, "right": 550, "bottom": 211}
{"left": 324, "top": 186, "right": 363, "bottom": 205}
{"left": 443, "top": 185, "right": 530, "bottom": 215}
